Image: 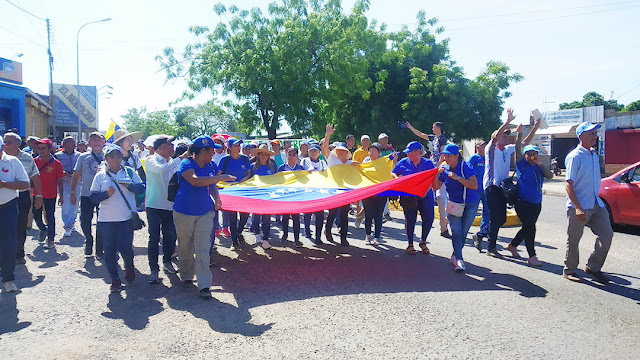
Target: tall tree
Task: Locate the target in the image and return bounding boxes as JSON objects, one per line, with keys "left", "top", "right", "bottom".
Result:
{"left": 559, "top": 91, "right": 625, "bottom": 111}
{"left": 121, "top": 107, "right": 181, "bottom": 138}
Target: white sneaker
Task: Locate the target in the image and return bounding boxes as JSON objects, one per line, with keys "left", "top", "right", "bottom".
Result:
{"left": 455, "top": 259, "right": 466, "bottom": 272}
{"left": 372, "top": 237, "right": 380, "bottom": 245}
{"left": 3, "top": 281, "right": 18, "bottom": 293}
{"left": 262, "top": 240, "right": 272, "bottom": 249}
{"left": 365, "top": 234, "right": 373, "bottom": 245}
{"left": 450, "top": 254, "right": 457, "bottom": 266}
{"left": 63, "top": 228, "right": 72, "bottom": 237}
{"left": 255, "top": 234, "right": 263, "bottom": 244}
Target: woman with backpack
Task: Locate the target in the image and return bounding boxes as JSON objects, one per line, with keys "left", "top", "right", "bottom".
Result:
{"left": 279, "top": 147, "right": 305, "bottom": 247}
{"left": 249, "top": 144, "right": 277, "bottom": 249}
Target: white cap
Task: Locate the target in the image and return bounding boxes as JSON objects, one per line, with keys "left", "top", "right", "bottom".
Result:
{"left": 378, "top": 133, "right": 389, "bottom": 140}
{"left": 361, "top": 135, "right": 370, "bottom": 141}
{"left": 0, "top": 135, "right": 4, "bottom": 148}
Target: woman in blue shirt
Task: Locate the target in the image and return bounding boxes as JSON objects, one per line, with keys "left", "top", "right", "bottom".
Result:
{"left": 249, "top": 144, "right": 277, "bottom": 250}
{"left": 279, "top": 147, "right": 305, "bottom": 247}
{"left": 392, "top": 141, "right": 435, "bottom": 255}
{"left": 505, "top": 129, "right": 553, "bottom": 266}
{"left": 433, "top": 144, "right": 479, "bottom": 272}
{"left": 173, "top": 136, "right": 234, "bottom": 299}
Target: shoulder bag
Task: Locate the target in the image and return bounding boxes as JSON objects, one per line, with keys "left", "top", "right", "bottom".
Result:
{"left": 445, "top": 164, "right": 467, "bottom": 217}
{"left": 105, "top": 169, "right": 146, "bottom": 230}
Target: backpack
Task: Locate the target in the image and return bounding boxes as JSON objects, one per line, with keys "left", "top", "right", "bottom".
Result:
{"left": 167, "top": 159, "right": 215, "bottom": 202}
{"left": 220, "top": 155, "right": 250, "bottom": 175}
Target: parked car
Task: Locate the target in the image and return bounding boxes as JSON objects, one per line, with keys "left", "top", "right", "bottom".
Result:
{"left": 599, "top": 161, "right": 640, "bottom": 226}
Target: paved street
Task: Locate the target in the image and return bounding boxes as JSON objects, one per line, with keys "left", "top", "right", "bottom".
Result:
{"left": 1, "top": 195, "right": 639, "bottom": 359}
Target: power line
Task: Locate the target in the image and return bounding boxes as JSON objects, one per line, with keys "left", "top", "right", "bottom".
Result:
{"left": 0, "top": 24, "right": 46, "bottom": 48}
{"left": 4, "top": 0, "right": 45, "bottom": 21}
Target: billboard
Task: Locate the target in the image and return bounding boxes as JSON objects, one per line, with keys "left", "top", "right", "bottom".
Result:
{"left": 0, "top": 57, "right": 23, "bottom": 85}
{"left": 543, "top": 108, "right": 583, "bottom": 127}
{"left": 53, "top": 83, "right": 97, "bottom": 129}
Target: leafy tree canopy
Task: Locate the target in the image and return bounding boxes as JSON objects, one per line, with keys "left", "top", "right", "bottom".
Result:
{"left": 559, "top": 91, "right": 624, "bottom": 112}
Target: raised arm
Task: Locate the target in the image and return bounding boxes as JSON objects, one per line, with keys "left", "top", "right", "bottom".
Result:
{"left": 491, "top": 107, "right": 516, "bottom": 141}
{"left": 515, "top": 124, "right": 524, "bottom": 162}
{"left": 322, "top": 124, "right": 334, "bottom": 160}
{"left": 405, "top": 121, "right": 431, "bottom": 141}
{"left": 522, "top": 118, "right": 541, "bottom": 146}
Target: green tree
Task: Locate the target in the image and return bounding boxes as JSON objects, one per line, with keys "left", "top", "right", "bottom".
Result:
{"left": 121, "top": 107, "right": 181, "bottom": 138}
{"left": 559, "top": 91, "right": 625, "bottom": 111}
{"left": 172, "top": 101, "right": 238, "bottom": 139}
{"left": 623, "top": 100, "right": 640, "bottom": 112}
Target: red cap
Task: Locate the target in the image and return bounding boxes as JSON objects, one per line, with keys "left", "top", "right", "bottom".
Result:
{"left": 36, "top": 138, "right": 53, "bottom": 148}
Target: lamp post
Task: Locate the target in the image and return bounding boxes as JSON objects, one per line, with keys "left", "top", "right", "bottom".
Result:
{"left": 76, "top": 18, "right": 111, "bottom": 140}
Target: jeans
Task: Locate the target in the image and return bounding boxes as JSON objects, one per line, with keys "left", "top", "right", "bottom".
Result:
{"left": 226, "top": 211, "right": 250, "bottom": 244}
{"left": 326, "top": 205, "right": 349, "bottom": 241}
{"left": 215, "top": 209, "right": 229, "bottom": 230}
{"left": 476, "top": 189, "right": 490, "bottom": 237}
{"left": 447, "top": 200, "right": 480, "bottom": 261}
{"left": 564, "top": 206, "right": 613, "bottom": 274}
{"left": 61, "top": 181, "right": 80, "bottom": 228}
{"left": 363, "top": 196, "right": 386, "bottom": 238}
{"left": 0, "top": 199, "right": 18, "bottom": 283}
{"left": 510, "top": 199, "right": 541, "bottom": 257}
{"left": 146, "top": 207, "right": 177, "bottom": 272}
{"left": 252, "top": 214, "right": 271, "bottom": 240}
{"left": 282, "top": 214, "right": 301, "bottom": 241}
{"left": 33, "top": 197, "right": 56, "bottom": 241}
{"left": 485, "top": 185, "right": 507, "bottom": 250}
{"left": 98, "top": 221, "right": 134, "bottom": 282}
{"left": 16, "top": 191, "right": 31, "bottom": 260}
{"left": 80, "top": 196, "right": 103, "bottom": 255}
{"left": 400, "top": 192, "right": 435, "bottom": 245}
{"left": 303, "top": 212, "right": 324, "bottom": 241}
{"left": 174, "top": 211, "right": 215, "bottom": 290}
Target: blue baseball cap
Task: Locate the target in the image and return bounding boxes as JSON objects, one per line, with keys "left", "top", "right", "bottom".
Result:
{"left": 442, "top": 144, "right": 460, "bottom": 155}
{"left": 309, "top": 144, "right": 321, "bottom": 152}
{"left": 103, "top": 144, "right": 123, "bottom": 156}
{"left": 241, "top": 143, "right": 251, "bottom": 149}
{"left": 576, "top": 122, "right": 601, "bottom": 137}
{"left": 523, "top": 145, "right": 540, "bottom": 153}
{"left": 403, "top": 141, "right": 423, "bottom": 154}
{"left": 227, "top": 138, "right": 243, "bottom": 147}
{"left": 192, "top": 135, "right": 221, "bottom": 149}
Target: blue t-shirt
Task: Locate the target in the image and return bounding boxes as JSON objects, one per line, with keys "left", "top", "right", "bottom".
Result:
{"left": 278, "top": 163, "right": 304, "bottom": 172}
{"left": 516, "top": 158, "right": 544, "bottom": 204}
{"left": 173, "top": 158, "right": 218, "bottom": 216}
{"left": 252, "top": 163, "right": 276, "bottom": 176}
{"left": 467, "top": 154, "right": 485, "bottom": 196}
{"left": 438, "top": 161, "right": 478, "bottom": 204}
{"left": 219, "top": 154, "right": 251, "bottom": 183}
{"left": 392, "top": 157, "right": 435, "bottom": 198}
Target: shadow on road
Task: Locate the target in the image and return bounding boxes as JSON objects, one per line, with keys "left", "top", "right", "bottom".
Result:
{"left": 27, "top": 244, "right": 69, "bottom": 269}
{"left": 0, "top": 267, "right": 45, "bottom": 339}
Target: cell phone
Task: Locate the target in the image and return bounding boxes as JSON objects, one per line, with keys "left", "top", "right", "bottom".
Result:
{"left": 397, "top": 121, "right": 407, "bottom": 128}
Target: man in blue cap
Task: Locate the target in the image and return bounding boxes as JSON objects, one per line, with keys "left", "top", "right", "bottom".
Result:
{"left": 563, "top": 122, "right": 613, "bottom": 284}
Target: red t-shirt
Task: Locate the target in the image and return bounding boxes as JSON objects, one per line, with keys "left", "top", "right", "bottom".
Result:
{"left": 34, "top": 157, "right": 64, "bottom": 199}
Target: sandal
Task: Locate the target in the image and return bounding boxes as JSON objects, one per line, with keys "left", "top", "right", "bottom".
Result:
{"left": 418, "top": 241, "right": 430, "bottom": 255}
{"left": 406, "top": 245, "right": 417, "bottom": 255}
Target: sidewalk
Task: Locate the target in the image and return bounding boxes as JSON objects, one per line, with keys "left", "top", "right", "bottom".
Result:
{"left": 542, "top": 175, "right": 567, "bottom": 197}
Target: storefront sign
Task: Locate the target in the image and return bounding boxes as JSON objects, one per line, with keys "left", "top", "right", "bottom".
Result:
{"left": 53, "top": 84, "right": 97, "bottom": 129}
{"left": 0, "top": 57, "right": 22, "bottom": 85}
{"left": 544, "top": 108, "right": 583, "bottom": 127}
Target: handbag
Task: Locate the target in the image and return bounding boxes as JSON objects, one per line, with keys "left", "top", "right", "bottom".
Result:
{"left": 500, "top": 172, "right": 518, "bottom": 207}
{"left": 105, "top": 168, "right": 146, "bottom": 230}
{"left": 445, "top": 163, "right": 467, "bottom": 217}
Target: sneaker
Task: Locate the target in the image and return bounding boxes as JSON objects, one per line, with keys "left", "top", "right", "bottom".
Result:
{"left": 365, "top": 234, "right": 373, "bottom": 245}
{"left": 473, "top": 234, "right": 483, "bottom": 252}
{"left": 528, "top": 256, "right": 542, "bottom": 267}
{"left": 293, "top": 239, "right": 302, "bottom": 248}
{"left": 64, "top": 228, "right": 72, "bottom": 237}
{"left": 383, "top": 213, "right": 392, "bottom": 222}
{"left": 563, "top": 272, "right": 582, "bottom": 282}
{"left": 44, "top": 241, "right": 55, "bottom": 249}
{"left": 38, "top": 231, "right": 46, "bottom": 243}
{"left": 95, "top": 253, "right": 104, "bottom": 261}
{"left": 324, "top": 230, "right": 334, "bottom": 243}
{"left": 163, "top": 262, "right": 178, "bottom": 274}
{"left": 238, "top": 234, "right": 246, "bottom": 245}
{"left": 372, "top": 237, "right": 380, "bottom": 246}
{"left": 262, "top": 240, "right": 272, "bottom": 249}
{"left": 230, "top": 243, "right": 238, "bottom": 251}
{"left": 199, "top": 288, "right": 213, "bottom": 300}
{"left": 221, "top": 228, "right": 231, "bottom": 237}
{"left": 314, "top": 238, "right": 324, "bottom": 246}
{"left": 340, "top": 238, "right": 350, "bottom": 247}
{"left": 15, "top": 258, "right": 26, "bottom": 265}
{"left": 506, "top": 244, "right": 521, "bottom": 258}
{"left": 487, "top": 249, "right": 503, "bottom": 259}
{"left": 110, "top": 279, "right": 122, "bottom": 293}
{"left": 280, "top": 233, "right": 288, "bottom": 242}
{"left": 584, "top": 267, "right": 610, "bottom": 284}
{"left": 3, "top": 281, "right": 18, "bottom": 293}
{"left": 125, "top": 267, "right": 136, "bottom": 284}
{"left": 440, "top": 230, "right": 451, "bottom": 239}
{"left": 215, "top": 229, "right": 220, "bottom": 237}
{"left": 255, "top": 233, "right": 263, "bottom": 244}
{"left": 183, "top": 279, "right": 196, "bottom": 288}
{"left": 455, "top": 259, "right": 466, "bottom": 272}
{"left": 148, "top": 271, "right": 160, "bottom": 284}
{"left": 84, "top": 246, "right": 93, "bottom": 257}
{"left": 450, "top": 254, "right": 457, "bottom": 266}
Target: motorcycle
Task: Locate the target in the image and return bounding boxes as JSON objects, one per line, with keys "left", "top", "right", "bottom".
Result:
{"left": 550, "top": 157, "right": 561, "bottom": 176}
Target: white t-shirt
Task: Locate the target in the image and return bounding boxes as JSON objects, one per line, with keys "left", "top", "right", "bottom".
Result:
{"left": 483, "top": 139, "right": 516, "bottom": 189}
{"left": 302, "top": 157, "right": 328, "bottom": 172}
{"left": 137, "top": 149, "right": 149, "bottom": 159}
{"left": 145, "top": 154, "right": 181, "bottom": 210}
{"left": 0, "top": 153, "right": 29, "bottom": 205}
{"left": 90, "top": 167, "right": 142, "bottom": 222}
{"left": 327, "top": 152, "right": 352, "bottom": 167}
{"left": 122, "top": 152, "right": 143, "bottom": 170}
{"left": 212, "top": 152, "right": 225, "bottom": 166}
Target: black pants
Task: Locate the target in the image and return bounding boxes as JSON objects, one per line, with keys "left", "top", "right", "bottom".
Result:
{"left": 33, "top": 197, "right": 56, "bottom": 242}
{"left": 16, "top": 191, "right": 32, "bottom": 259}
{"left": 146, "top": 207, "right": 176, "bottom": 272}
{"left": 282, "top": 214, "right": 301, "bottom": 241}
{"left": 326, "top": 205, "right": 349, "bottom": 241}
{"left": 510, "top": 199, "right": 541, "bottom": 257}
{"left": 304, "top": 211, "right": 324, "bottom": 241}
{"left": 227, "top": 211, "right": 250, "bottom": 245}
{"left": 485, "top": 185, "right": 507, "bottom": 250}
{"left": 363, "top": 196, "right": 386, "bottom": 238}
{"left": 80, "top": 196, "right": 103, "bottom": 255}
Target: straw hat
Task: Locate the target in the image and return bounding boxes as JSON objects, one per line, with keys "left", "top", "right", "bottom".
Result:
{"left": 113, "top": 129, "right": 143, "bottom": 145}
{"left": 251, "top": 144, "right": 275, "bottom": 157}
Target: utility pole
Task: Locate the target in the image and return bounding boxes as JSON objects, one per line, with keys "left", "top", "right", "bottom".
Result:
{"left": 46, "top": 18, "right": 55, "bottom": 139}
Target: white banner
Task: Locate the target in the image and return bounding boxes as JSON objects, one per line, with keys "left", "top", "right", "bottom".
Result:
{"left": 544, "top": 108, "right": 583, "bottom": 127}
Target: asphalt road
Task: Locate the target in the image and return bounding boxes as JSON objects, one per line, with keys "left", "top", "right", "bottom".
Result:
{"left": 1, "top": 195, "right": 639, "bottom": 359}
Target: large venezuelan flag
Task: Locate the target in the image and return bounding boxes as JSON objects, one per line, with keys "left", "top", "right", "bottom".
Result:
{"left": 219, "top": 158, "right": 437, "bottom": 214}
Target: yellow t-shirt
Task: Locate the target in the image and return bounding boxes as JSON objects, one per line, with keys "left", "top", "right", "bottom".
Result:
{"left": 352, "top": 147, "right": 368, "bottom": 163}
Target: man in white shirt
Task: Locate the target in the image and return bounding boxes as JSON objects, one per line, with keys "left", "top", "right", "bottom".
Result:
{"left": 145, "top": 135, "right": 188, "bottom": 283}
{"left": 0, "top": 136, "right": 30, "bottom": 293}
{"left": 136, "top": 140, "right": 149, "bottom": 159}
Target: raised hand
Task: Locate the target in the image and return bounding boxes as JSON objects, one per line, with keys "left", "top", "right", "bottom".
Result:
{"left": 516, "top": 123, "right": 524, "bottom": 134}
{"left": 326, "top": 123, "right": 335, "bottom": 135}
{"left": 506, "top": 108, "right": 516, "bottom": 123}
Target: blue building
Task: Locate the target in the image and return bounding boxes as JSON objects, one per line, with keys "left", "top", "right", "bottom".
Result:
{"left": 0, "top": 81, "right": 26, "bottom": 135}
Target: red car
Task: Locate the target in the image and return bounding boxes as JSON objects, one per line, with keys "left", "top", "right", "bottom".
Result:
{"left": 599, "top": 161, "right": 640, "bottom": 226}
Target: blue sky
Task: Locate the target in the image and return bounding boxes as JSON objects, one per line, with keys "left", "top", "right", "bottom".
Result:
{"left": 2, "top": 0, "right": 639, "bottom": 131}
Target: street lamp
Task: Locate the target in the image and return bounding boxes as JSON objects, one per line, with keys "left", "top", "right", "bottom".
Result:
{"left": 76, "top": 18, "right": 111, "bottom": 140}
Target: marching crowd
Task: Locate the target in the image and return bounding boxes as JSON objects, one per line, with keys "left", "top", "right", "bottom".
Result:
{"left": 0, "top": 110, "right": 614, "bottom": 298}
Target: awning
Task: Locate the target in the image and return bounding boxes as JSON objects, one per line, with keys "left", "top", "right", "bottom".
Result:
{"left": 536, "top": 125, "right": 577, "bottom": 135}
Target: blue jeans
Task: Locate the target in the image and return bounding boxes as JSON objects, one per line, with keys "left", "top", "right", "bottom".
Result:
{"left": 477, "top": 190, "right": 490, "bottom": 237}
{"left": 215, "top": 209, "right": 229, "bottom": 230}
{"left": 146, "top": 208, "right": 176, "bottom": 272}
{"left": 447, "top": 200, "right": 480, "bottom": 261}
{"left": 282, "top": 214, "right": 301, "bottom": 241}
{"left": 61, "top": 181, "right": 79, "bottom": 228}
{"left": 363, "top": 196, "right": 386, "bottom": 238}
{"left": 400, "top": 192, "right": 435, "bottom": 245}
{"left": 0, "top": 199, "right": 18, "bottom": 283}
{"left": 80, "top": 196, "right": 103, "bottom": 255}
{"left": 303, "top": 212, "right": 324, "bottom": 241}
{"left": 33, "top": 197, "right": 56, "bottom": 241}
{"left": 98, "top": 221, "right": 134, "bottom": 282}
{"left": 226, "top": 211, "right": 249, "bottom": 244}
{"left": 252, "top": 214, "right": 271, "bottom": 240}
